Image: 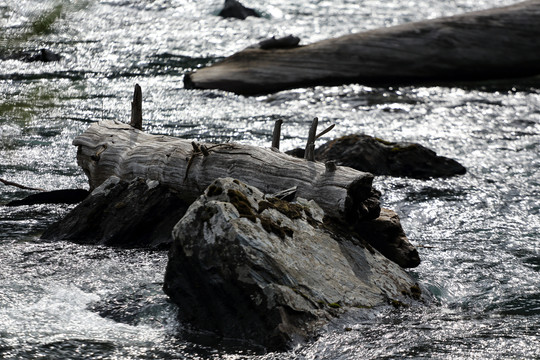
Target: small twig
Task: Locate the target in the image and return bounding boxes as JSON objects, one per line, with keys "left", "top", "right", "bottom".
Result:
{"left": 185, "top": 142, "right": 205, "bottom": 181}
{"left": 184, "top": 142, "right": 236, "bottom": 182}
{"left": 316, "top": 124, "right": 335, "bottom": 139}
{"left": 206, "top": 143, "right": 236, "bottom": 151}
{"left": 271, "top": 186, "right": 297, "bottom": 202}
{"left": 130, "top": 84, "right": 142, "bottom": 130}
{"left": 272, "top": 119, "right": 283, "bottom": 150}
{"left": 304, "top": 117, "right": 318, "bottom": 161}
{"left": 0, "top": 177, "right": 45, "bottom": 192}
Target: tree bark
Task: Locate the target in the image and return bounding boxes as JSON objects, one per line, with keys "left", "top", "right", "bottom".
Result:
{"left": 73, "top": 120, "right": 379, "bottom": 222}
{"left": 185, "top": 0, "right": 540, "bottom": 95}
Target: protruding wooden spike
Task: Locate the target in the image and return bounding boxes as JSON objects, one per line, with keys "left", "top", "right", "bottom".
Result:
{"left": 304, "top": 117, "right": 318, "bottom": 161}
{"left": 316, "top": 124, "right": 335, "bottom": 139}
{"left": 130, "top": 84, "right": 142, "bottom": 130}
{"left": 200, "top": 145, "right": 210, "bottom": 156}
{"left": 272, "top": 119, "right": 283, "bottom": 150}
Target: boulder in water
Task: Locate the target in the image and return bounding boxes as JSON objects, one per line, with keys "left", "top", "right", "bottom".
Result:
{"left": 287, "top": 134, "right": 466, "bottom": 179}
{"left": 41, "top": 176, "right": 189, "bottom": 249}
{"left": 163, "top": 177, "right": 425, "bottom": 350}
{"left": 218, "top": 0, "right": 260, "bottom": 20}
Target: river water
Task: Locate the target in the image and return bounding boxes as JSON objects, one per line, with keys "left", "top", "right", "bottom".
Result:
{"left": 1, "top": 0, "right": 539, "bottom": 358}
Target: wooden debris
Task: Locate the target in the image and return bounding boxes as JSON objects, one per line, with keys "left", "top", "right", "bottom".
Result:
{"left": 272, "top": 119, "right": 283, "bottom": 150}
{"left": 0, "top": 177, "right": 45, "bottom": 192}
{"left": 316, "top": 124, "right": 335, "bottom": 139}
{"left": 73, "top": 120, "right": 379, "bottom": 222}
{"left": 185, "top": 1, "right": 540, "bottom": 95}
{"left": 304, "top": 117, "right": 318, "bottom": 161}
{"left": 130, "top": 84, "right": 142, "bottom": 130}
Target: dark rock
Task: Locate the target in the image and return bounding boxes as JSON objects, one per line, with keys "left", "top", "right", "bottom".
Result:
{"left": 41, "top": 176, "right": 189, "bottom": 249}
{"left": 3, "top": 48, "right": 62, "bottom": 62}
{"left": 163, "top": 178, "right": 425, "bottom": 350}
{"left": 6, "top": 189, "right": 89, "bottom": 206}
{"left": 258, "top": 35, "right": 300, "bottom": 50}
{"left": 287, "top": 134, "right": 466, "bottom": 179}
{"left": 285, "top": 147, "right": 305, "bottom": 159}
{"left": 356, "top": 208, "right": 421, "bottom": 268}
{"left": 25, "top": 48, "right": 62, "bottom": 62}
{"left": 218, "top": 0, "right": 260, "bottom": 20}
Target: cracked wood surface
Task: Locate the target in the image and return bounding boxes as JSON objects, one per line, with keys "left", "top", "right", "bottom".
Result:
{"left": 73, "top": 120, "right": 377, "bottom": 221}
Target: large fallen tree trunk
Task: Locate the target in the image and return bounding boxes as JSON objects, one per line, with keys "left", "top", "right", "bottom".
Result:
{"left": 73, "top": 120, "right": 379, "bottom": 222}
{"left": 185, "top": 0, "right": 540, "bottom": 95}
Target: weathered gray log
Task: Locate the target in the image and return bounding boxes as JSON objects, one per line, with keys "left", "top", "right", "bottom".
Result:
{"left": 185, "top": 0, "right": 540, "bottom": 95}
{"left": 73, "top": 120, "right": 379, "bottom": 222}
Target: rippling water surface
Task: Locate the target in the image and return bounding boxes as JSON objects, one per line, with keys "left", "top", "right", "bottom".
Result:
{"left": 1, "top": 0, "right": 539, "bottom": 358}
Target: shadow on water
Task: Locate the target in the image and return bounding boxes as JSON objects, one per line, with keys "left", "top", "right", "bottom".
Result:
{"left": 404, "top": 187, "right": 468, "bottom": 202}
{"left": 140, "top": 53, "right": 223, "bottom": 76}
{"left": 2, "top": 339, "right": 116, "bottom": 360}
{"left": 88, "top": 284, "right": 269, "bottom": 356}
{"left": 87, "top": 283, "right": 174, "bottom": 326}
{"left": 447, "top": 75, "right": 540, "bottom": 94}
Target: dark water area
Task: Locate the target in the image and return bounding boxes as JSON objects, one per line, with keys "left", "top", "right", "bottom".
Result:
{"left": 1, "top": 0, "right": 539, "bottom": 359}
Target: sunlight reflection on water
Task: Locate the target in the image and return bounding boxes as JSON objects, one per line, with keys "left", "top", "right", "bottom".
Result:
{"left": 1, "top": 0, "right": 539, "bottom": 358}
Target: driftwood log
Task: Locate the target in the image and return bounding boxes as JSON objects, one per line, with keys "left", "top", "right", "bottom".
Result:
{"left": 185, "top": 0, "right": 540, "bottom": 95}
{"left": 73, "top": 120, "right": 379, "bottom": 222}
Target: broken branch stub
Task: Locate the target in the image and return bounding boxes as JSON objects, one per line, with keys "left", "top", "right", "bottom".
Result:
{"left": 130, "top": 84, "right": 142, "bottom": 130}
{"left": 304, "top": 117, "right": 318, "bottom": 161}
{"left": 73, "top": 120, "right": 379, "bottom": 222}
{"left": 316, "top": 124, "right": 335, "bottom": 139}
{"left": 272, "top": 119, "right": 283, "bottom": 150}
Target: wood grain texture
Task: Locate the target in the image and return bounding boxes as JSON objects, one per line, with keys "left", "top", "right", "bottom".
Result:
{"left": 185, "top": 0, "right": 540, "bottom": 95}
{"left": 73, "top": 120, "right": 378, "bottom": 221}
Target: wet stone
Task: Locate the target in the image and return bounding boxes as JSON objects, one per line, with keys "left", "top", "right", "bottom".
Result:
{"left": 163, "top": 177, "right": 426, "bottom": 350}
{"left": 41, "top": 176, "right": 189, "bottom": 249}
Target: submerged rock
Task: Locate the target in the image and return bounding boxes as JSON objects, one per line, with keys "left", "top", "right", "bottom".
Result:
{"left": 218, "top": 0, "right": 260, "bottom": 20}
{"left": 163, "top": 178, "right": 425, "bottom": 350}
{"left": 2, "top": 48, "right": 62, "bottom": 62}
{"left": 288, "top": 134, "right": 466, "bottom": 179}
{"left": 41, "top": 176, "right": 189, "bottom": 249}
